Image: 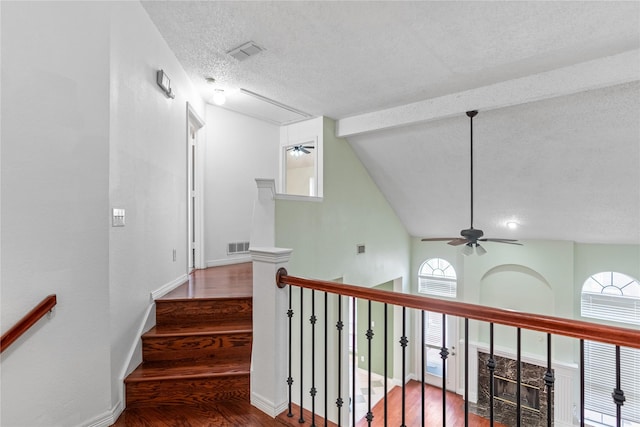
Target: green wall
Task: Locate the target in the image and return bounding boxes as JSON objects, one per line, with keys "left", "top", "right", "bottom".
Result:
{"left": 276, "top": 117, "right": 410, "bottom": 287}
{"left": 356, "top": 281, "right": 394, "bottom": 375}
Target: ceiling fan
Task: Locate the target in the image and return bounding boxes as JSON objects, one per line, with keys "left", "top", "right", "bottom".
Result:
{"left": 421, "top": 110, "right": 521, "bottom": 256}
{"left": 287, "top": 144, "right": 315, "bottom": 157}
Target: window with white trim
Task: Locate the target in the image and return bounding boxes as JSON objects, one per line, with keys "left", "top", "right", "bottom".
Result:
{"left": 581, "top": 271, "right": 640, "bottom": 426}
{"left": 418, "top": 258, "right": 457, "bottom": 298}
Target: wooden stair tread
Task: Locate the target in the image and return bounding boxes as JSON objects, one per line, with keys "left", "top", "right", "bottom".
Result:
{"left": 125, "top": 359, "right": 250, "bottom": 382}
{"left": 144, "top": 319, "right": 252, "bottom": 337}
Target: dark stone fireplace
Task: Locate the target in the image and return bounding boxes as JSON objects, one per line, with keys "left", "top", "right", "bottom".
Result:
{"left": 475, "top": 352, "right": 553, "bottom": 427}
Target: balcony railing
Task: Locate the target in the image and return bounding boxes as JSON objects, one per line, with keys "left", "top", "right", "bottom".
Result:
{"left": 275, "top": 269, "right": 639, "bottom": 427}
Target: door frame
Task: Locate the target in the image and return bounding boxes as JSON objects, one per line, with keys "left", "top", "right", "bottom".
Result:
{"left": 416, "top": 310, "right": 459, "bottom": 392}
{"left": 187, "top": 103, "right": 205, "bottom": 272}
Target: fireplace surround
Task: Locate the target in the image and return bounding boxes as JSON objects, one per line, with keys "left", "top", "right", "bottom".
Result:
{"left": 475, "top": 351, "right": 553, "bottom": 427}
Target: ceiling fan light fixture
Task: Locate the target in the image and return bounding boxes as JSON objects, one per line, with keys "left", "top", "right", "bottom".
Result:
{"left": 475, "top": 244, "right": 487, "bottom": 256}
{"left": 462, "top": 244, "right": 474, "bottom": 256}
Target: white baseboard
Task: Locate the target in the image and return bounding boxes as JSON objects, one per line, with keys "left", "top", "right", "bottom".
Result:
{"left": 251, "top": 392, "right": 286, "bottom": 418}
{"left": 206, "top": 256, "right": 252, "bottom": 268}
{"left": 150, "top": 273, "right": 188, "bottom": 300}
{"left": 81, "top": 400, "right": 122, "bottom": 427}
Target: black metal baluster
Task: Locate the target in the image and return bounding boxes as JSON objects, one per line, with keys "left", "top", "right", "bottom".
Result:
{"left": 352, "top": 297, "right": 356, "bottom": 427}
{"left": 366, "top": 300, "right": 374, "bottom": 425}
{"left": 613, "top": 345, "right": 626, "bottom": 427}
{"left": 384, "top": 303, "right": 388, "bottom": 426}
{"left": 580, "top": 339, "right": 584, "bottom": 427}
{"left": 488, "top": 323, "right": 495, "bottom": 427}
{"left": 441, "top": 313, "right": 448, "bottom": 427}
{"left": 287, "top": 285, "right": 294, "bottom": 418}
{"left": 310, "top": 290, "right": 317, "bottom": 427}
{"left": 465, "top": 318, "right": 469, "bottom": 427}
{"left": 336, "top": 295, "right": 344, "bottom": 427}
{"left": 300, "top": 288, "right": 305, "bottom": 424}
{"left": 544, "top": 334, "right": 555, "bottom": 427}
{"left": 516, "top": 328, "right": 521, "bottom": 427}
{"left": 400, "top": 307, "right": 408, "bottom": 427}
{"left": 324, "top": 292, "right": 328, "bottom": 427}
{"left": 421, "top": 310, "right": 425, "bottom": 427}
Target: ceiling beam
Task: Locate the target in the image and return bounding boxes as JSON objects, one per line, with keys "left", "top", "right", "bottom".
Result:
{"left": 336, "top": 49, "right": 640, "bottom": 138}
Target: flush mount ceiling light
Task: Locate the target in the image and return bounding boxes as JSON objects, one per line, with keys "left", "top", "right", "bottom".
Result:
{"left": 205, "top": 77, "right": 226, "bottom": 105}
{"left": 422, "top": 110, "right": 523, "bottom": 256}
{"left": 506, "top": 221, "right": 519, "bottom": 230}
{"left": 212, "top": 89, "right": 226, "bottom": 106}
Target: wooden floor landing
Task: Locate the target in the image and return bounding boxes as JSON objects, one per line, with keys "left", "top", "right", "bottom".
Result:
{"left": 160, "top": 262, "right": 253, "bottom": 300}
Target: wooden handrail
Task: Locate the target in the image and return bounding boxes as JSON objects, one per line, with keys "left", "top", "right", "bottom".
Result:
{"left": 1, "top": 294, "right": 57, "bottom": 353}
{"left": 277, "top": 269, "right": 640, "bottom": 349}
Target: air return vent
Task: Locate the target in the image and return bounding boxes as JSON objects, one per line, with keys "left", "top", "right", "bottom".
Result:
{"left": 227, "top": 41, "right": 264, "bottom": 61}
{"left": 227, "top": 241, "right": 250, "bottom": 255}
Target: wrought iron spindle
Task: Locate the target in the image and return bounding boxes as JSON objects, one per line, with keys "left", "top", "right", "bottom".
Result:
{"left": 299, "top": 288, "right": 305, "bottom": 424}
{"left": 613, "top": 345, "right": 626, "bottom": 427}
{"left": 421, "top": 310, "right": 425, "bottom": 427}
{"left": 336, "top": 295, "right": 344, "bottom": 427}
{"left": 441, "top": 313, "right": 449, "bottom": 427}
{"left": 580, "top": 339, "right": 584, "bottom": 427}
{"left": 517, "top": 328, "right": 522, "bottom": 427}
{"left": 465, "top": 318, "right": 469, "bottom": 427}
{"left": 384, "top": 303, "right": 388, "bottom": 426}
{"left": 352, "top": 297, "right": 356, "bottom": 427}
{"left": 544, "top": 333, "right": 554, "bottom": 427}
{"left": 324, "top": 292, "right": 328, "bottom": 427}
{"left": 287, "top": 285, "right": 294, "bottom": 418}
{"left": 310, "top": 290, "right": 317, "bottom": 427}
{"left": 366, "top": 300, "right": 374, "bottom": 425}
{"left": 488, "top": 323, "right": 496, "bottom": 426}
{"left": 400, "top": 307, "right": 408, "bottom": 427}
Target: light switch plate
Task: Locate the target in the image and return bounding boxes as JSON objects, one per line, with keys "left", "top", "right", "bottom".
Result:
{"left": 112, "top": 208, "right": 125, "bottom": 227}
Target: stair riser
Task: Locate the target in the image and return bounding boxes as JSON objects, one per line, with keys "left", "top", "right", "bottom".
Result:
{"left": 142, "top": 332, "right": 252, "bottom": 362}
{"left": 126, "top": 375, "right": 250, "bottom": 407}
{"left": 156, "top": 299, "right": 252, "bottom": 326}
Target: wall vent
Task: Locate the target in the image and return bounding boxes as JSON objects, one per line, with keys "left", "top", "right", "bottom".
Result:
{"left": 357, "top": 244, "right": 366, "bottom": 254}
{"left": 227, "top": 41, "right": 264, "bottom": 61}
{"left": 228, "top": 241, "right": 250, "bottom": 255}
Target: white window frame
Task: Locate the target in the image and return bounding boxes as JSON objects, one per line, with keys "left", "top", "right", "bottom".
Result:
{"left": 418, "top": 258, "right": 457, "bottom": 298}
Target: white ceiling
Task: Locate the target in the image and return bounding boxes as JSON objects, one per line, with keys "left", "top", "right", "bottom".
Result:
{"left": 142, "top": 1, "right": 640, "bottom": 244}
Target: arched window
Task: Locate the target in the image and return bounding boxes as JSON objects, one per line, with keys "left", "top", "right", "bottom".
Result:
{"left": 581, "top": 272, "right": 640, "bottom": 426}
{"left": 418, "top": 258, "right": 457, "bottom": 298}
{"left": 581, "top": 271, "right": 640, "bottom": 326}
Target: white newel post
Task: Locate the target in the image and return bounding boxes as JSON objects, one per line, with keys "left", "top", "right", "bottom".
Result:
{"left": 250, "top": 247, "right": 292, "bottom": 417}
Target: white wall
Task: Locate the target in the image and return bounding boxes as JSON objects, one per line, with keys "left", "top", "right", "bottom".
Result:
{"left": 108, "top": 1, "right": 205, "bottom": 411}
{"left": 1, "top": 2, "right": 112, "bottom": 426}
{"left": 1, "top": 2, "right": 206, "bottom": 425}
{"left": 204, "top": 106, "right": 279, "bottom": 266}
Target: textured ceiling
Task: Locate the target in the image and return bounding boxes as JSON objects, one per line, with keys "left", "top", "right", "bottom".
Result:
{"left": 142, "top": 1, "right": 640, "bottom": 244}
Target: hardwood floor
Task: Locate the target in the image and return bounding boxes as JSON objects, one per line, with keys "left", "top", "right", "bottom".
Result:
{"left": 113, "top": 264, "right": 501, "bottom": 426}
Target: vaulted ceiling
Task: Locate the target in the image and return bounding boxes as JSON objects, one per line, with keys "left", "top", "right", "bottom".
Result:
{"left": 142, "top": 1, "right": 640, "bottom": 244}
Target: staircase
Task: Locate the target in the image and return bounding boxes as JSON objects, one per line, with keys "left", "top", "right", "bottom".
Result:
{"left": 124, "top": 294, "right": 253, "bottom": 407}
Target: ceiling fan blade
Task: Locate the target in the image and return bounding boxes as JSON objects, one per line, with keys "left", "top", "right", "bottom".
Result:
{"left": 301, "top": 147, "right": 311, "bottom": 154}
{"left": 286, "top": 147, "right": 294, "bottom": 151}
{"left": 302, "top": 145, "right": 315, "bottom": 149}
{"left": 421, "top": 237, "right": 459, "bottom": 242}
{"left": 447, "top": 238, "right": 469, "bottom": 246}
{"left": 480, "top": 238, "right": 523, "bottom": 246}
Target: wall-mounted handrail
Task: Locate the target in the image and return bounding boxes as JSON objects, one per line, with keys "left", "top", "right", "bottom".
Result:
{"left": 276, "top": 269, "right": 640, "bottom": 349}
{"left": 1, "top": 294, "right": 57, "bottom": 353}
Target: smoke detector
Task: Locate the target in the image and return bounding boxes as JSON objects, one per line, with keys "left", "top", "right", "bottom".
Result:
{"left": 227, "top": 41, "right": 265, "bottom": 61}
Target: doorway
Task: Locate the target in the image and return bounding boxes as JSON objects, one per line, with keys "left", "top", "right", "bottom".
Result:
{"left": 423, "top": 311, "right": 458, "bottom": 391}
{"left": 187, "top": 103, "right": 205, "bottom": 272}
